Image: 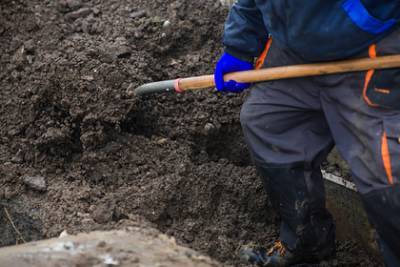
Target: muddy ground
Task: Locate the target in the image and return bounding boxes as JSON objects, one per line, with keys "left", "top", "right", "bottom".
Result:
{"left": 0, "top": 0, "right": 381, "bottom": 266}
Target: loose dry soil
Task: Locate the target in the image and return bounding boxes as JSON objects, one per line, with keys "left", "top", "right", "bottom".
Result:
{"left": 0, "top": 0, "right": 383, "bottom": 266}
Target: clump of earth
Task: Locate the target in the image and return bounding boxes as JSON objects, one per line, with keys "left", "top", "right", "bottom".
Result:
{"left": 0, "top": 0, "right": 381, "bottom": 266}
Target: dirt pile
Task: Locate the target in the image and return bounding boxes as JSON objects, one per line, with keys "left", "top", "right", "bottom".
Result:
{"left": 0, "top": 225, "right": 220, "bottom": 267}
{"left": 0, "top": 0, "right": 381, "bottom": 266}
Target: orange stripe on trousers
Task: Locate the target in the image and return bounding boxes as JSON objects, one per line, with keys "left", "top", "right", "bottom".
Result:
{"left": 362, "top": 44, "right": 378, "bottom": 107}
{"left": 381, "top": 131, "right": 394, "bottom": 185}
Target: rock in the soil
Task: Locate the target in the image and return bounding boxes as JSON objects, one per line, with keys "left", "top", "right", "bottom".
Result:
{"left": 129, "top": 10, "right": 147, "bottom": 19}
{"left": 24, "top": 39, "right": 35, "bottom": 54}
{"left": 203, "top": 123, "right": 216, "bottom": 135}
{"left": 125, "top": 83, "right": 135, "bottom": 96}
{"left": 11, "top": 149, "right": 24, "bottom": 163}
{"left": 80, "top": 129, "right": 107, "bottom": 149}
{"left": 57, "top": 0, "right": 83, "bottom": 13}
{"left": 163, "top": 20, "right": 171, "bottom": 28}
{"left": 156, "top": 138, "right": 168, "bottom": 145}
{"left": 12, "top": 46, "right": 27, "bottom": 68}
{"left": 92, "top": 202, "right": 116, "bottom": 224}
{"left": 65, "top": 7, "right": 92, "bottom": 21}
{"left": 59, "top": 230, "right": 69, "bottom": 238}
{"left": 81, "top": 75, "right": 94, "bottom": 81}
{"left": 22, "top": 175, "right": 47, "bottom": 192}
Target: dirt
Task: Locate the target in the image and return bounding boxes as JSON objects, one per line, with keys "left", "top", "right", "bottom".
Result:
{"left": 0, "top": 0, "right": 381, "bottom": 266}
{"left": 0, "top": 226, "right": 220, "bottom": 267}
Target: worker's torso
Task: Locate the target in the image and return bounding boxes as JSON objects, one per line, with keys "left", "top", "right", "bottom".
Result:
{"left": 256, "top": 0, "right": 400, "bottom": 61}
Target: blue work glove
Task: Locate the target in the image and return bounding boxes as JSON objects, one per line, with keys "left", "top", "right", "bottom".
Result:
{"left": 214, "top": 52, "right": 253, "bottom": 93}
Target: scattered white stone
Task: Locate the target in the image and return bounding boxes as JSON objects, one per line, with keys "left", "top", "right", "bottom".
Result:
{"left": 22, "top": 175, "right": 47, "bottom": 192}
{"left": 156, "top": 138, "right": 168, "bottom": 145}
{"left": 204, "top": 123, "right": 215, "bottom": 134}
{"left": 65, "top": 7, "right": 92, "bottom": 20}
{"left": 101, "top": 254, "right": 120, "bottom": 266}
{"left": 126, "top": 83, "right": 135, "bottom": 96}
{"left": 129, "top": 10, "right": 146, "bottom": 19}
{"left": 59, "top": 230, "right": 69, "bottom": 238}
{"left": 162, "top": 20, "right": 171, "bottom": 28}
{"left": 81, "top": 75, "right": 94, "bottom": 81}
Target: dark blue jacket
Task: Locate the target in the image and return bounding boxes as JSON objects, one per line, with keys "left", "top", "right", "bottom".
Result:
{"left": 223, "top": 0, "right": 400, "bottom": 62}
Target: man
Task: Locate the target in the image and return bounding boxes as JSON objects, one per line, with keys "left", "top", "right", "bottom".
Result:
{"left": 214, "top": 1, "right": 400, "bottom": 266}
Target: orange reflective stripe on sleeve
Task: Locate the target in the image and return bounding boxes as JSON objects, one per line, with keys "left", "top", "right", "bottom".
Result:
{"left": 255, "top": 38, "right": 272, "bottom": 70}
{"left": 362, "top": 44, "right": 378, "bottom": 107}
{"left": 381, "top": 131, "right": 394, "bottom": 185}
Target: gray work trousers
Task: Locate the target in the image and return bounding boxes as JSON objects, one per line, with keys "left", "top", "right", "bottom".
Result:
{"left": 240, "top": 29, "right": 400, "bottom": 266}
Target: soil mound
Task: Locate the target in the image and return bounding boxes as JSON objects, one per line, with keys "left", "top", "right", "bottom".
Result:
{"left": 0, "top": 226, "right": 220, "bottom": 267}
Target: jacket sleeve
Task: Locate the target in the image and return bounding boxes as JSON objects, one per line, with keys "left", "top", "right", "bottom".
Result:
{"left": 223, "top": 0, "right": 269, "bottom": 62}
{"left": 361, "top": 0, "right": 400, "bottom": 20}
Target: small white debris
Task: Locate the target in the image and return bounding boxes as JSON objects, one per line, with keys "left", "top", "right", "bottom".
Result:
{"left": 156, "top": 138, "right": 168, "bottom": 145}
{"left": 59, "top": 230, "right": 69, "bottom": 238}
{"left": 204, "top": 123, "right": 216, "bottom": 134}
{"left": 100, "top": 254, "right": 120, "bottom": 266}
{"left": 22, "top": 175, "right": 47, "bottom": 192}
{"left": 81, "top": 75, "right": 94, "bottom": 81}
{"left": 129, "top": 10, "right": 146, "bottom": 19}
{"left": 44, "top": 241, "right": 76, "bottom": 252}
{"left": 126, "top": 83, "right": 135, "bottom": 96}
{"left": 162, "top": 20, "right": 171, "bottom": 28}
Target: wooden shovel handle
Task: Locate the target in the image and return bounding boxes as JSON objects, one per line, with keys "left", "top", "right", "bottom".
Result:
{"left": 177, "top": 55, "right": 400, "bottom": 91}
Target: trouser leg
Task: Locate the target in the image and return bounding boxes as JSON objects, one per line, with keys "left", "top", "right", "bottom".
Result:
{"left": 320, "top": 28, "right": 400, "bottom": 266}
{"left": 362, "top": 186, "right": 400, "bottom": 267}
{"left": 240, "top": 73, "right": 335, "bottom": 253}
{"left": 321, "top": 82, "right": 400, "bottom": 266}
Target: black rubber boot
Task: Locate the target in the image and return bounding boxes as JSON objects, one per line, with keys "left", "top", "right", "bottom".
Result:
{"left": 256, "top": 163, "right": 336, "bottom": 253}
{"left": 361, "top": 185, "right": 400, "bottom": 267}
{"left": 240, "top": 240, "right": 335, "bottom": 267}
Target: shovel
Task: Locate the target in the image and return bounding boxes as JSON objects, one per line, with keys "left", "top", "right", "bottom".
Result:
{"left": 133, "top": 55, "right": 400, "bottom": 96}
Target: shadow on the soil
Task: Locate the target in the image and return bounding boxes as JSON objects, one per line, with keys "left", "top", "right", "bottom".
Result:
{"left": 120, "top": 99, "right": 160, "bottom": 138}
{"left": 0, "top": 201, "right": 43, "bottom": 247}
{"left": 190, "top": 123, "right": 252, "bottom": 167}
